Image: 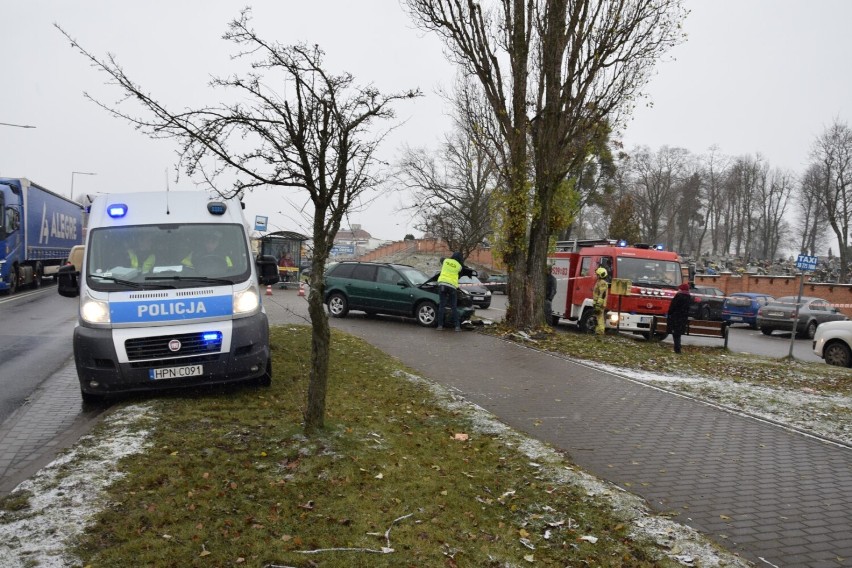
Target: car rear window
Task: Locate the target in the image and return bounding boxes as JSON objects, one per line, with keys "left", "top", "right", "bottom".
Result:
{"left": 726, "top": 296, "right": 753, "bottom": 307}
{"left": 328, "top": 263, "right": 355, "bottom": 279}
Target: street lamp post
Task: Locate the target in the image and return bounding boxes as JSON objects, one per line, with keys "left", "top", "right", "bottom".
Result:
{"left": 70, "top": 171, "right": 97, "bottom": 200}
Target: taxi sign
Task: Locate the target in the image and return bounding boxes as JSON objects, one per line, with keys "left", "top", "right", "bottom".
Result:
{"left": 795, "top": 254, "right": 818, "bottom": 271}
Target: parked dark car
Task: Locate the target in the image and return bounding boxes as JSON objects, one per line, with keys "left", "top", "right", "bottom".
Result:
{"left": 689, "top": 285, "right": 726, "bottom": 320}
{"left": 721, "top": 292, "right": 775, "bottom": 329}
{"left": 324, "top": 261, "right": 476, "bottom": 327}
{"left": 756, "top": 295, "right": 848, "bottom": 339}
{"left": 459, "top": 275, "right": 491, "bottom": 308}
{"left": 485, "top": 273, "right": 508, "bottom": 294}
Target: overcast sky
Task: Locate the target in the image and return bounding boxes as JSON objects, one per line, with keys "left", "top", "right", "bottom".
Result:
{"left": 2, "top": 1, "right": 851, "bottom": 244}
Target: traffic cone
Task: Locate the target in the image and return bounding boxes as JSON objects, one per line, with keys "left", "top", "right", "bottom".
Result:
{"left": 265, "top": 284, "right": 272, "bottom": 296}
{"left": 298, "top": 282, "right": 305, "bottom": 297}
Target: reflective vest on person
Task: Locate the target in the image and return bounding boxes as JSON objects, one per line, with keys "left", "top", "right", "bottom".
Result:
{"left": 128, "top": 251, "right": 156, "bottom": 273}
{"left": 438, "top": 258, "right": 462, "bottom": 287}
{"left": 182, "top": 252, "right": 233, "bottom": 268}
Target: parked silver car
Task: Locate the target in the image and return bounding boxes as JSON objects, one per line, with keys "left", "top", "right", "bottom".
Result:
{"left": 756, "top": 296, "right": 848, "bottom": 339}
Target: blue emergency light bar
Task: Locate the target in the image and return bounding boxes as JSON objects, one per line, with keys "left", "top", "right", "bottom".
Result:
{"left": 202, "top": 332, "right": 222, "bottom": 342}
{"left": 107, "top": 204, "right": 128, "bottom": 218}
{"left": 616, "top": 239, "right": 629, "bottom": 247}
{"left": 654, "top": 244, "right": 665, "bottom": 250}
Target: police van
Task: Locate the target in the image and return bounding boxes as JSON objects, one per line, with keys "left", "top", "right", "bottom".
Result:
{"left": 58, "top": 191, "right": 280, "bottom": 402}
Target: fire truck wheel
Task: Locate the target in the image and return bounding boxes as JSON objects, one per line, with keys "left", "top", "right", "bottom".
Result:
{"left": 578, "top": 309, "right": 596, "bottom": 334}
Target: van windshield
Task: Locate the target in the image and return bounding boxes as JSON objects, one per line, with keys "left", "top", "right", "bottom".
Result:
{"left": 616, "top": 257, "right": 681, "bottom": 287}
{"left": 86, "top": 223, "right": 250, "bottom": 291}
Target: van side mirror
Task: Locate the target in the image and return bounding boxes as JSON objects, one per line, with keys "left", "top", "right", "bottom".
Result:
{"left": 57, "top": 264, "right": 80, "bottom": 298}
{"left": 256, "top": 255, "right": 280, "bottom": 286}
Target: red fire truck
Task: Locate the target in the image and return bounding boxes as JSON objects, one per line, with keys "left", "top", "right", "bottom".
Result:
{"left": 548, "top": 239, "right": 684, "bottom": 336}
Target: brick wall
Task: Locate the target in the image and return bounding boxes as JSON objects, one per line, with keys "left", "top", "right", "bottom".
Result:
{"left": 358, "top": 238, "right": 500, "bottom": 270}
{"left": 694, "top": 273, "right": 852, "bottom": 317}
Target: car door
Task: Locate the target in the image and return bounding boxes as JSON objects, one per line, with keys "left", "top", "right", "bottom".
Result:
{"left": 346, "top": 264, "right": 378, "bottom": 311}
{"left": 371, "top": 265, "right": 412, "bottom": 314}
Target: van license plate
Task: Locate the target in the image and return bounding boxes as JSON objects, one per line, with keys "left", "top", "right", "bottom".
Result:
{"left": 149, "top": 365, "right": 203, "bottom": 380}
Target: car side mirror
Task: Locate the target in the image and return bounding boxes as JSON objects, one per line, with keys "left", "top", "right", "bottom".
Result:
{"left": 255, "top": 255, "right": 280, "bottom": 286}
{"left": 396, "top": 279, "right": 408, "bottom": 287}
{"left": 57, "top": 264, "right": 80, "bottom": 298}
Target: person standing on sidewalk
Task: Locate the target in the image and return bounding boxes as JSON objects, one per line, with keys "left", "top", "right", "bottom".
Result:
{"left": 435, "top": 252, "right": 473, "bottom": 331}
{"left": 667, "top": 282, "right": 692, "bottom": 354}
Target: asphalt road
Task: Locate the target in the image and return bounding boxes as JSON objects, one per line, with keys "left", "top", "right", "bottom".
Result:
{"left": 0, "top": 284, "right": 78, "bottom": 423}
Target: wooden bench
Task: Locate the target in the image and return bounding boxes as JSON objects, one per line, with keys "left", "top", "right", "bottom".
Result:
{"left": 650, "top": 317, "right": 729, "bottom": 348}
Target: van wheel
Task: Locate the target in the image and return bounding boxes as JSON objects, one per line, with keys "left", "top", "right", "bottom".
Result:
{"left": 327, "top": 293, "right": 349, "bottom": 318}
{"left": 416, "top": 300, "right": 438, "bottom": 327}
{"left": 578, "top": 309, "right": 596, "bottom": 334}
{"left": 550, "top": 314, "right": 560, "bottom": 327}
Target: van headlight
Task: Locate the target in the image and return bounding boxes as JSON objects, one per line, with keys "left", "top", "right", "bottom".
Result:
{"left": 233, "top": 286, "right": 260, "bottom": 315}
{"left": 81, "top": 295, "right": 111, "bottom": 324}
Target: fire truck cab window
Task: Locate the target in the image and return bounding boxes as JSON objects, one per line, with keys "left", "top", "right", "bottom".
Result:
{"left": 579, "top": 257, "right": 593, "bottom": 277}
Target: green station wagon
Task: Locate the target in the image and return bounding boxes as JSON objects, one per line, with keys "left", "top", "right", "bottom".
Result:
{"left": 324, "top": 261, "right": 476, "bottom": 327}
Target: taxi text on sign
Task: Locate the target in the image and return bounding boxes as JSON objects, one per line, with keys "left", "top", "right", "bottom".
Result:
{"left": 795, "top": 254, "right": 818, "bottom": 271}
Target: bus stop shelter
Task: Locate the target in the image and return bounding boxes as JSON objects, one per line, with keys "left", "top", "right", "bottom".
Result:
{"left": 257, "top": 230, "right": 309, "bottom": 289}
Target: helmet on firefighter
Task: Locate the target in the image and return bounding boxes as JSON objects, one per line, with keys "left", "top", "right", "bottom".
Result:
{"left": 595, "top": 267, "right": 608, "bottom": 279}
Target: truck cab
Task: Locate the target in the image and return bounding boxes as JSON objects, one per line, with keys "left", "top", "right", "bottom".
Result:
{"left": 549, "top": 240, "right": 682, "bottom": 335}
{"left": 58, "top": 191, "right": 280, "bottom": 401}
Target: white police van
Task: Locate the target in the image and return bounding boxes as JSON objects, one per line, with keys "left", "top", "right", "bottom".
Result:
{"left": 58, "top": 191, "right": 280, "bottom": 402}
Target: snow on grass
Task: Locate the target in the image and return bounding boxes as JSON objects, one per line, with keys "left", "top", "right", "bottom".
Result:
{"left": 0, "top": 404, "right": 155, "bottom": 568}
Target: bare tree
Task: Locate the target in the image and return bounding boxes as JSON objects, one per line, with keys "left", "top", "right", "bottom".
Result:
{"left": 796, "top": 163, "right": 830, "bottom": 257}
{"left": 809, "top": 119, "right": 852, "bottom": 281}
{"left": 58, "top": 10, "right": 418, "bottom": 433}
{"left": 398, "top": 79, "right": 498, "bottom": 259}
{"left": 627, "top": 145, "right": 689, "bottom": 245}
{"left": 754, "top": 168, "right": 794, "bottom": 261}
{"left": 699, "top": 146, "right": 731, "bottom": 256}
{"left": 407, "top": 0, "right": 686, "bottom": 329}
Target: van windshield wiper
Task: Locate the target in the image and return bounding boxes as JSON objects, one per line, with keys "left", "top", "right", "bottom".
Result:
{"left": 90, "top": 275, "right": 175, "bottom": 289}
{"left": 146, "top": 275, "right": 234, "bottom": 285}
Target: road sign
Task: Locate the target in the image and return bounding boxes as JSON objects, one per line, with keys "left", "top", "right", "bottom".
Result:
{"left": 795, "top": 254, "right": 818, "bottom": 271}
{"left": 254, "top": 215, "right": 268, "bottom": 231}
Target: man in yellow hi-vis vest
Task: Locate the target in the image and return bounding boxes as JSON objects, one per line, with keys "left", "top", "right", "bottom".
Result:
{"left": 182, "top": 231, "right": 233, "bottom": 270}
{"left": 435, "top": 251, "right": 473, "bottom": 331}
{"left": 128, "top": 234, "right": 156, "bottom": 274}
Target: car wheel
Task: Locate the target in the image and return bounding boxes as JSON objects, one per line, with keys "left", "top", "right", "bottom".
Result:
{"left": 416, "top": 300, "right": 438, "bottom": 327}
{"left": 749, "top": 321, "right": 758, "bottom": 330}
{"left": 327, "top": 292, "right": 349, "bottom": 318}
{"left": 699, "top": 305, "right": 710, "bottom": 320}
{"left": 761, "top": 327, "right": 774, "bottom": 336}
{"left": 578, "top": 309, "right": 596, "bottom": 334}
{"left": 805, "top": 320, "right": 818, "bottom": 340}
{"left": 824, "top": 341, "right": 852, "bottom": 367}
{"left": 257, "top": 357, "right": 272, "bottom": 387}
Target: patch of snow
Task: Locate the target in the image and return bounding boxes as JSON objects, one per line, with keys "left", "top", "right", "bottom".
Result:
{"left": 0, "top": 404, "right": 155, "bottom": 568}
